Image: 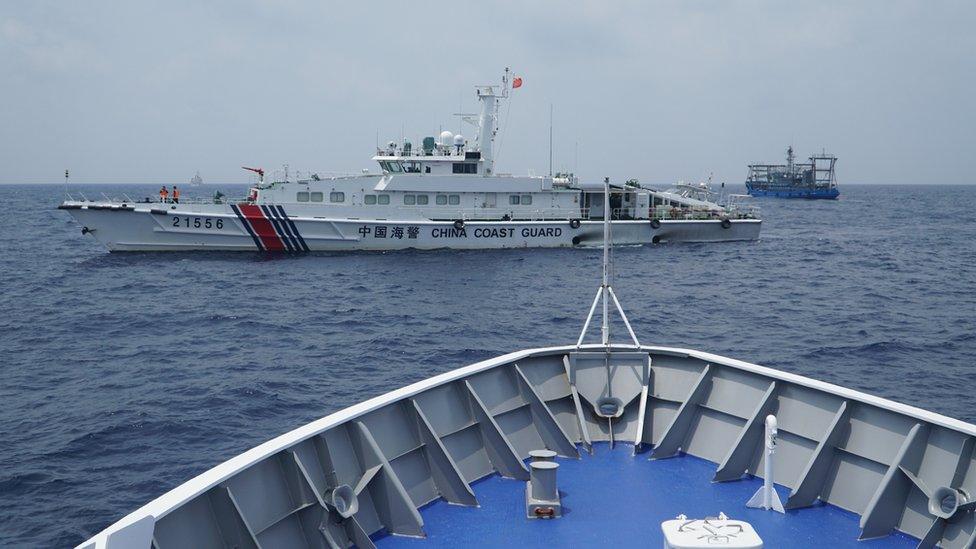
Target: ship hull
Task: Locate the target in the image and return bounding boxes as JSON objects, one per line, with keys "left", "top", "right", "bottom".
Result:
{"left": 746, "top": 185, "right": 839, "bottom": 199}
{"left": 61, "top": 203, "right": 761, "bottom": 252}
{"left": 76, "top": 343, "right": 976, "bottom": 549}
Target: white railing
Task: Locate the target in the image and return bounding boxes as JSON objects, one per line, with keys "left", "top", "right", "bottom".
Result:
{"left": 62, "top": 192, "right": 244, "bottom": 206}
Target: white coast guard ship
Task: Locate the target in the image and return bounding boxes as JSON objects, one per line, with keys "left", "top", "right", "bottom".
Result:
{"left": 59, "top": 69, "right": 760, "bottom": 252}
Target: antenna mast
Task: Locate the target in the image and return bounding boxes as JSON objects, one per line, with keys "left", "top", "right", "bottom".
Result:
{"left": 576, "top": 177, "right": 641, "bottom": 350}
{"left": 549, "top": 104, "right": 553, "bottom": 177}
{"left": 601, "top": 176, "right": 610, "bottom": 345}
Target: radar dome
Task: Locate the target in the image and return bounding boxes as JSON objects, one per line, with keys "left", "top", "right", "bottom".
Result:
{"left": 439, "top": 130, "right": 454, "bottom": 146}
{"left": 453, "top": 134, "right": 465, "bottom": 146}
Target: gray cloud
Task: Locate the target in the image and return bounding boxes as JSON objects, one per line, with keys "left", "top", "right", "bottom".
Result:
{"left": 1, "top": 0, "right": 973, "bottom": 185}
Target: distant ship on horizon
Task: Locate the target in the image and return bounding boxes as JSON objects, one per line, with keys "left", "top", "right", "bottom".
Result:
{"left": 189, "top": 171, "right": 203, "bottom": 186}
{"left": 745, "top": 146, "right": 839, "bottom": 199}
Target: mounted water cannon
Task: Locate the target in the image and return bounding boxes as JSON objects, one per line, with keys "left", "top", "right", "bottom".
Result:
{"left": 454, "top": 134, "right": 465, "bottom": 154}
{"left": 387, "top": 141, "right": 397, "bottom": 156}
{"left": 242, "top": 166, "right": 265, "bottom": 186}
{"left": 242, "top": 166, "right": 265, "bottom": 202}
{"left": 746, "top": 415, "right": 785, "bottom": 513}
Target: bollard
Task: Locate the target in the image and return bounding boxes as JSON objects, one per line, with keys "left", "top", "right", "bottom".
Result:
{"left": 530, "top": 462, "right": 559, "bottom": 501}
{"left": 529, "top": 449, "right": 557, "bottom": 463}
{"left": 526, "top": 459, "right": 561, "bottom": 518}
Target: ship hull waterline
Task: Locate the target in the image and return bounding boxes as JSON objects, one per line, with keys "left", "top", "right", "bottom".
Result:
{"left": 746, "top": 187, "right": 840, "bottom": 199}
{"left": 62, "top": 206, "right": 761, "bottom": 251}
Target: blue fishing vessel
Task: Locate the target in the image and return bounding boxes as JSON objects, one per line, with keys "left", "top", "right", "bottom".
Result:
{"left": 746, "top": 147, "right": 840, "bottom": 199}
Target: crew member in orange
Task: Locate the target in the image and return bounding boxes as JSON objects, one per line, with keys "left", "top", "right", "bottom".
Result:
{"left": 172, "top": 186, "right": 180, "bottom": 204}
{"left": 160, "top": 186, "right": 169, "bottom": 203}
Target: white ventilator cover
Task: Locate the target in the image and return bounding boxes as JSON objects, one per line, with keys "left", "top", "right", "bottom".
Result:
{"left": 661, "top": 514, "right": 763, "bottom": 549}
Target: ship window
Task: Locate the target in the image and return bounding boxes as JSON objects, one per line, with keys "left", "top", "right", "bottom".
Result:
{"left": 521, "top": 194, "right": 532, "bottom": 205}
{"left": 388, "top": 162, "right": 403, "bottom": 173}
{"left": 310, "top": 192, "right": 324, "bottom": 202}
{"left": 449, "top": 194, "right": 460, "bottom": 205}
{"left": 417, "top": 195, "right": 429, "bottom": 205}
{"left": 452, "top": 162, "right": 477, "bottom": 174}
{"left": 509, "top": 195, "right": 520, "bottom": 205}
{"left": 404, "top": 194, "right": 416, "bottom": 205}
{"left": 436, "top": 194, "right": 448, "bottom": 205}
{"left": 404, "top": 162, "right": 421, "bottom": 173}
{"left": 377, "top": 194, "right": 390, "bottom": 205}
{"left": 364, "top": 194, "right": 377, "bottom": 205}
{"left": 425, "top": 166, "right": 431, "bottom": 174}
{"left": 330, "top": 192, "right": 345, "bottom": 203}
{"left": 379, "top": 162, "right": 390, "bottom": 173}
{"left": 297, "top": 191, "right": 310, "bottom": 202}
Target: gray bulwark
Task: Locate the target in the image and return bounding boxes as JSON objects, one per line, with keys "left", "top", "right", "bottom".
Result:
{"left": 652, "top": 364, "right": 712, "bottom": 459}
{"left": 859, "top": 423, "right": 930, "bottom": 540}
{"left": 409, "top": 399, "right": 478, "bottom": 507}
{"left": 786, "top": 400, "right": 851, "bottom": 509}
{"left": 464, "top": 380, "right": 530, "bottom": 481}
{"left": 713, "top": 381, "right": 779, "bottom": 482}
{"left": 514, "top": 364, "right": 580, "bottom": 458}
{"left": 81, "top": 346, "right": 976, "bottom": 549}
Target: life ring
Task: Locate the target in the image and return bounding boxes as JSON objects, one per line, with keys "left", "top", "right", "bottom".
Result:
{"left": 569, "top": 219, "right": 581, "bottom": 229}
{"left": 720, "top": 218, "right": 732, "bottom": 229}
{"left": 650, "top": 219, "right": 661, "bottom": 229}
{"left": 453, "top": 219, "right": 465, "bottom": 230}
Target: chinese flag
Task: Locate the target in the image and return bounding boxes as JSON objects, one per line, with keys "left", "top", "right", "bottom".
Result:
{"left": 512, "top": 76, "right": 523, "bottom": 89}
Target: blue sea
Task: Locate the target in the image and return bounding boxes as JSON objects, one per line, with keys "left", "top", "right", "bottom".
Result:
{"left": 0, "top": 184, "right": 973, "bottom": 547}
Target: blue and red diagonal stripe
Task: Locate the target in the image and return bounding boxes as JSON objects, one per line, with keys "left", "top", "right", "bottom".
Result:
{"left": 231, "top": 204, "right": 308, "bottom": 252}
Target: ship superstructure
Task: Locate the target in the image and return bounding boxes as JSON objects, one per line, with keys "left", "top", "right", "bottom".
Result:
{"left": 746, "top": 146, "right": 839, "bottom": 199}
{"left": 59, "top": 70, "right": 761, "bottom": 251}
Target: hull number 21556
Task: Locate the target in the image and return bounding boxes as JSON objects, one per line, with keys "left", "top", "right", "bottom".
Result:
{"left": 172, "top": 216, "right": 224, "bottom": 229}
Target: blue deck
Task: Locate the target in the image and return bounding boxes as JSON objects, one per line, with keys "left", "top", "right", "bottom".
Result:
{"left": 378, "top": 444, "right": 915, "bottom": 548}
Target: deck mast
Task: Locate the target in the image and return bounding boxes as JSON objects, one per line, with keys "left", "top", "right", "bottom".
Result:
{"left": 576, "top": 177, "right": 641, "bottom": 350}
{"left": 472, "top": 68, "right": 510, "bottom": 176}
{"left": 602, "top": 177, "right": 610, "bottom": 346}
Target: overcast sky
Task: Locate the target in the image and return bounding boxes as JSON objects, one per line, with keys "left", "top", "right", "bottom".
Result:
{"left": 2, "top": 1, "right": 974, "bottom": 185}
